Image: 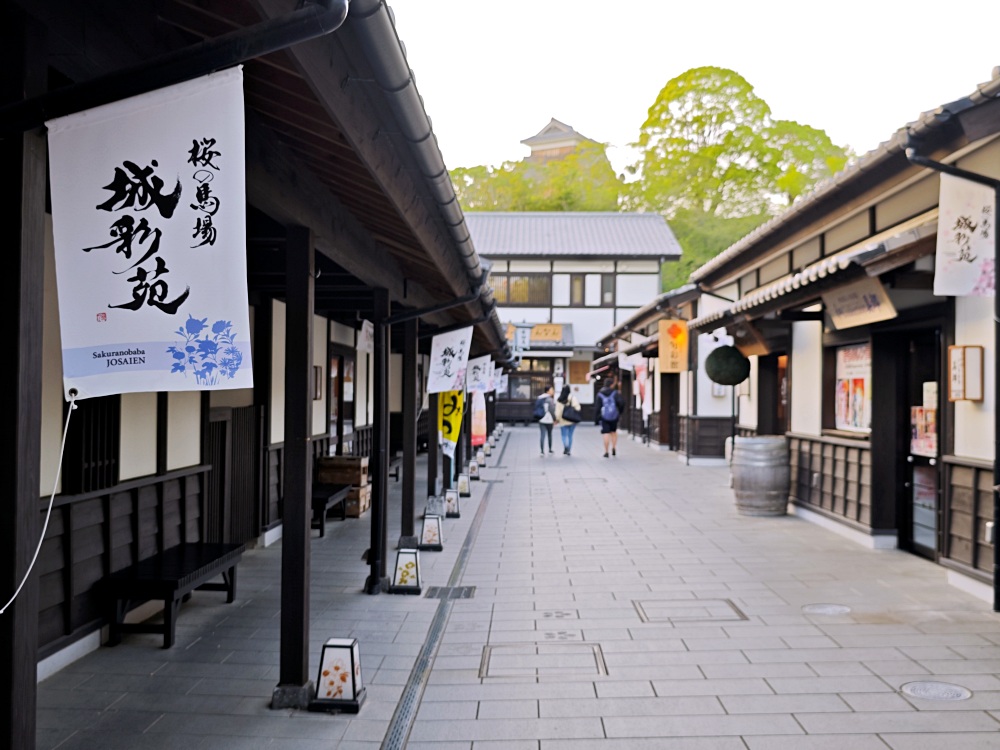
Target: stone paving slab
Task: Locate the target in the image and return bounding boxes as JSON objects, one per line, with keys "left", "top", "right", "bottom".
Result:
{"left": 36, "top": 425, "right": 1000, "bottom": 748}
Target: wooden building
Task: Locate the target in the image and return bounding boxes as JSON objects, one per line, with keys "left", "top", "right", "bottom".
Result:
{"left": 2, "top": 1, "right": 511, "bottom": 746}
{"left": 686, "top": 68, "right": 1000, "bottom": 599}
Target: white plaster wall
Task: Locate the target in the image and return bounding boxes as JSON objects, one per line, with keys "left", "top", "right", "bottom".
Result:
{"left": 312, "top": 315, "right": 327, "bottom": 437}
{"left": 679, "top": 369, "right": 691, "bottom": 416}
{"left": 617, "top": 260, "right": 660, "bottom": 273}
{"left": 697, "top": 334, "right": 735, "bottom": 416}
{"left": 41, "top": 215, "right": 63, "bottom": 496}
{"left": 355, "top": 352, "right": 370, "bottom": 427}
{"left": 167, "top": 391, "right": 201, "bottom": 470}
{"left": 331, "top": 320, "right": 355, "bottom": 347}
{"left": 552, "top": 260, "right": 614, "bottom": 272}
{"left": 616, "top": 274, "right": 659, "bottom": 304}
{"left": 954, "top": 295, "right": 994, "bottom": 459}
{"left": 270, "top": 299, "right": 285, "bottom": 445}
{"left": 119, "top": 392, "right": 157, "bottom": 481}
{"left": 615, "top": 308, "right": 641, "bottom": 325}
{"left": 551, "top": 307, "right": 615, "bottom": 348}
{"left": 552, "top": 274, "right": 570, "bottom": 306}
{"left": 499, "top": 307, "right": 550, "bottom": 324}
{"left": 585, "top": 274, "right": 602, "bottom": 306}
{"left": 508, "top": 260, "right": 551, "bottom": 272}
{"left": 741, "top": 356, "right": 760, "bottom": 429}
{"left": 789, "top": 320, "right": 823, "bottom": 436}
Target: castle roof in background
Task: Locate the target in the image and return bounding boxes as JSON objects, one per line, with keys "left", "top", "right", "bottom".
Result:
{"left": 465, "top": 212, "right": 682, "bottom": 258}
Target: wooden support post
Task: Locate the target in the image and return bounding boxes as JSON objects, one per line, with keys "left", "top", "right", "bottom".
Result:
{"left": 272, "top": 226, "right": 314, "bottom": 709}
{"left": 400, "top": 317, "right": 418, "bottom": 548}
{"left": 428, "top": 392, "right": 440, "bottom": 493}
{"left": 366, "top": 288, "right": 390, "bottom": 593}
{"left": 0, "top": 10, "right": 45, "bottom": 749}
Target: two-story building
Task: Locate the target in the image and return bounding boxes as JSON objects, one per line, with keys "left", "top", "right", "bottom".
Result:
{"left": 466, "top": 210, "right": 682, "bottom": 420}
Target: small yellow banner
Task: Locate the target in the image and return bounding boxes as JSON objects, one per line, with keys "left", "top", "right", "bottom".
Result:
{"left": 438, "top": 390, "right": 464, "bottom": 453}
{"left": 658, "top": 319, "right": 688, "bottom": 373}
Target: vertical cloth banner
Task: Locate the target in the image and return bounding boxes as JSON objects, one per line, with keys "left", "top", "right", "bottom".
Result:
{"left": 466, "top": 355, "right": 492, "bottom": 392}
{"left": 438, "top": 390, "right": 464, "bottom": 458}
{"left": 934, "top": 172, "right": 996, "bottom": 297}
{"left": 427, "top": 327, "right": 473, "bottom": 393}
{"left": 470, "top": 391, "right": 487, "bottom": 447}
{"left": 47, "top": 67, "right": 252, "bottom": 400}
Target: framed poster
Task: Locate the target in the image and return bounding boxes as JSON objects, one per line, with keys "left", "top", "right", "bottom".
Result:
{"left": 834, "top": 343, "right": 871, "bottom": 433}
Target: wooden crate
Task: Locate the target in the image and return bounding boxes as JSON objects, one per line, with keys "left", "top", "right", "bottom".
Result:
{"left": 316, "top": 455, "right": 369, "bottom": 486}
{"left": 345, "top": 484, "right": 372, "bottom": 518}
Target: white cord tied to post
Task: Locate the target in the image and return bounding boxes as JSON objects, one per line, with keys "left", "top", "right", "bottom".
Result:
{"left": 1, "top": 388, "right": 79, "bottom": 615}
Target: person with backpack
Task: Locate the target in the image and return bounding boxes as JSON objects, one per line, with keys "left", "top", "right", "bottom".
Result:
{"left": 596, "top": 377, "right": 624, "bottom": 458}
{"left": 533, "top": 385, "right": 556, "bottom": 456}
{"left": 555, "top": 384, "right": 582, "bottom": 456}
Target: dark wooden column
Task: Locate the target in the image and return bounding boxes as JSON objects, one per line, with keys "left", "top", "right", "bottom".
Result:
{"left": 272, "top": 226, "right": 314, "bottom": 708}
{"left": 0, "top": 10, "right": 45, "bottom": 750}
{"left": 399, "top": 317, "right": 418, "bottom": 548}
{"left": 366, "top": 288, "right": 390, "bottom": 593}
{"left": 427, "top": 391, "right": 440, "bottom": 493}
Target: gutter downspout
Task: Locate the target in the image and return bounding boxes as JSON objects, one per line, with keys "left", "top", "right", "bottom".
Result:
{"left": 0, "top": 0, "right": 351, "bottom": 132}
{"left": 904, "top": 146, "right": 1000, "bottom": 613}
{"left": 346, "top": 0, "right": 505, "bottom": 351}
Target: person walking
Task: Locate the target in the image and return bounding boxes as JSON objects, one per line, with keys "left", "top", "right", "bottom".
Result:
{"left": 534, "top": 385, "right": 556, "bottom": 456}
{"left": 596, "top": 377, "right": 624, "bottom": 457}
{"left": 555, "top": 384, "right": 582, "bottom": 455}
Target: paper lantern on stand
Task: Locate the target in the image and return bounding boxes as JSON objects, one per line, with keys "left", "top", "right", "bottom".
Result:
{"left": 445, "top": 488, "right": 460, "bottom": 518}
{"left": 419, "top": 515, "right": 443, "bottom": 551}
{"left": 308, "top": 638, "right": 365, "bottom": 713}
{"left": 388, "top": 548, "right": 421, "bottom": 594}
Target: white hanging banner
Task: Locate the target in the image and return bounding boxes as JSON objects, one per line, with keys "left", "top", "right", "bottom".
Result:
{"left": 47, "top": 67, "right": 252, "bottom": 400}
{"left": 934, "top": 172, "right": 995, "bottom": 297}
{"left": 358, "top": 320, "right": 375, "bottom": 353}
{"left": 466, "top": 355, "right": 492, "bottom": 392}
{"left": 427, "top": 326, "right": 473, "bottom": 393}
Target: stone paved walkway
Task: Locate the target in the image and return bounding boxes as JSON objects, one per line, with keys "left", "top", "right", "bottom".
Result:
{"left": 38, "top": 425, "right": 1000, "bottom": 749}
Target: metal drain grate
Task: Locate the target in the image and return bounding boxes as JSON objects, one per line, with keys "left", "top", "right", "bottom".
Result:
{"left": 564, "top": 477, "right": 607, "bottom": 483}
{"left": 424, "top": 586, "right": 476, "bottom": 600}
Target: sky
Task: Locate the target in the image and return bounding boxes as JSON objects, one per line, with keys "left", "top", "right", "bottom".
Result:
{"left": 385, "top": 0, "right": 999, "bottom": 177}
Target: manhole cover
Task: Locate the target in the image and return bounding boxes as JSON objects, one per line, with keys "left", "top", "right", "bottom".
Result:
{"left": 634, "top": 599, "right": 748, "bottom": 623}
{"left": 801, "top": 603, "right": 852, "bottom": 615}
{"left": 901, "top": 681, "right": 972, "bottom": 701}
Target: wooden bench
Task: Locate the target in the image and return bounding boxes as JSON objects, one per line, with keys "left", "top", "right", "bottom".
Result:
{"left": 105, "top": 542, "right": 245, "bottom": 649}
{"left": 312, "top": 482, "right": 352, "bottom": 537}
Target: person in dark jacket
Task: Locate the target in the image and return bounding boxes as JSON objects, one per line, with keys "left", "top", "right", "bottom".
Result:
{"left": 534, "top": 385, "right": 556, "bottom": 456}
{"left": 596, "top": 377, "right": 624, "bottom": 457}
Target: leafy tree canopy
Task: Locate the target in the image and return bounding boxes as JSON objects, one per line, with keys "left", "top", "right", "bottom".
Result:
{"left": 627, "top": 66, "right": 850, "bottom": 290}
{"left": 451, "top": 141, "right": 621, "bottom": 212}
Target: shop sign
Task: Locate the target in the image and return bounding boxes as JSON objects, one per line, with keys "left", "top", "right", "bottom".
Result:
{"left": 934, "top": 172, "right": 995, "bottom": 297}
{"left": 531, "top": 324, "right": 563, "bottom": 342}
{"left": 657, "top": 319, "right": 688, "bottom": 373}
{"left": 822, "top": 277, "right": 897, "bottom": 329}
{"left": 834, "top": 342, "right": 871, "bottom": 433}
{"left": 47, "top": 68, "right": 251, "bottom": 400}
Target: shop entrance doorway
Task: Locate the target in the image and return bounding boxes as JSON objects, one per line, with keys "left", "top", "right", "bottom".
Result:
{"left": 901, "top": 329, "right": 941, "bottom": 560}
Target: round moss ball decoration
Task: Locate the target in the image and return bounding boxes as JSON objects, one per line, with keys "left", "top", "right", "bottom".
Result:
{"left": 705, "top": 345, "right": 750, "bottom": 386}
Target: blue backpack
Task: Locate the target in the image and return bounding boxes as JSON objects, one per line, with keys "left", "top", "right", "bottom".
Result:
{"left": 599, "top": 391, "right": 619, "bottom": 421}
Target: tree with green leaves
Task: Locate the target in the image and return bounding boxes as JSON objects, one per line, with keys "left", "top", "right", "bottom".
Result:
{"left": 451, "top": 141, "right": 621, "bottom": 212}
{"left": 626, "top": 66, "right": 850, "bottom": 289}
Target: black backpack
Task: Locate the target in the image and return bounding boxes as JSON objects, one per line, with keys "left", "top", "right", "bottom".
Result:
{"left": 532, "top": 397, "right": 547, "bottom": 421}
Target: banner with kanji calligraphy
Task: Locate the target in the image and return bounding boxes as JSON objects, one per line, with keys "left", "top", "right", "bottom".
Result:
{"left": 466, "top": 355, "right": 492, "bottom": 392}
{"left": 934, "top": 172, "right": 995, "bottom": 297}
{"left": 427, "top": 327, "right": 473, "bottom": 393}
{"left": 47, "top": 67, "right": 252, "bottom": 400}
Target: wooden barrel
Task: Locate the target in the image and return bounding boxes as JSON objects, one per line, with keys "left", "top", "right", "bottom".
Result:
{"left": 731, "top": 436, "right": 790, "bottom": 516}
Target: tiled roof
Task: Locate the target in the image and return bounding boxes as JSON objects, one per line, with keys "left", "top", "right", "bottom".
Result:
{"left": 465, "top": 212, "right": 683, "bottom": 258}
